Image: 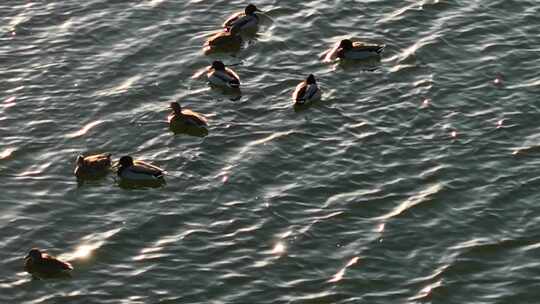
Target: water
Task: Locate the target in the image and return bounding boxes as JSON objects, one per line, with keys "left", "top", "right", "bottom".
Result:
{"left": 1, "top": 0, "right": 540, "bottom": 303}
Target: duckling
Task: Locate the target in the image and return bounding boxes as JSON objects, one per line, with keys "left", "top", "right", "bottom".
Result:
{"left": 327, "top": 39, "right": 385, "bottom": 61}
{"left": 223, "top": 4, "right": 261, "bottom": 33}
{"left": 117, "top": 155, "right": 164, "bottom": 182}
{"left": 204, "top": 26, "right": 242, "bottom": 54}
{"left": 207, "top": 60, "right": 241, "bottom": 89}
{"left": 168, "top": 102, "right": 208, "bottom": 127}
{"left": 74, "top": 153, "right": 112, "bottom": 179}
{"left": 24, "top": 248, "right": 73, "bottom": 279}
{"left": 292, "top": 74, "right": 321, "bottom": 106}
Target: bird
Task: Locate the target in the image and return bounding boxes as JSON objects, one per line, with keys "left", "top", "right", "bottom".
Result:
{"left": 326, "top": 39, "right": 385, "bottom": 61}
{"left": 117, "top": 156, "right": 165, "bottom": 182}
{"left": 24, "top": 248, "right": 73, "bottom": 279}
{"left": 292, "top": 74, "right": 321, "bottom": 106}
{"left": 223, "top": 4, "right": 261, "bottom": 33}
{"left": 74, "top": 153, "right": 112, "bottom": 179}
{"left": 207, "top": 60, "right": 241, "bottom": 89}
{"left": 204, "top": 26, "right": 242, "bottom": 54}
{"left": 168, "top": 102, "right": 208, "bottom": 128}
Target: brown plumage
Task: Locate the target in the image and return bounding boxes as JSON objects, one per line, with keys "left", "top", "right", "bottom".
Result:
{"left": 74, "top": 153, "right": 112, "bottom": 179}
{"left": 168, "top": 102, "right": 208, "bottom": 127}
{"left": 24, "top": 248, "right": 73, "bottom": 279}
{"left": 204, "top": 26, "right": 242, "bottom": 54}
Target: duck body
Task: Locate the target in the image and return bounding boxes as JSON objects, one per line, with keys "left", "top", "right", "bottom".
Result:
{"left": 326, "top": 39, "right": 385, "bottom": 61}
{"left": 223, "top": 4, "right": 260, "bottom": 33}
{"left": 293, "top": 74, "right": 321, "bottom": 106}
{"left": 74, "top": 153, "right": 112, "bottom": 179}
{"left": 204, "top": 30, "right": 242, "bottom": 54}
{"left": 117, "top": 156, "right": 165, "bottom": 182}
{"left": 207, "top": 61, "right": 241, "bottom": 89}
{"left": 24, "top": 249, "right": 73, "bottom": 279}
{"left": 224, "top": 13, "right": 259, "bottom": 33}
{"left": 337, "top": 43, "right": 385, "bottom": 60}
{"left": 168, "top": 109, "right": 208, "bottom": 128}
{"left": 119, "top": 161, "right": 163, "bottom": 181}
{"left": 168, "top": 102, "right": 208, "bottom": 128}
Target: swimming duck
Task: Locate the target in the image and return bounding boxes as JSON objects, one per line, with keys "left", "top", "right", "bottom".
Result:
{"left": 327, "top": 39, "right": 385, "bottom": 61}
{"left": 24, "top": 248, "right": 73, "bottom": 279}
{"left": 117, "top": 156, "right": 165, "bottom": 182}
{"left": 168, "top": 102, "right": 208, "bottom": 127}
{"left": 292, "top": 74, "right": 321, "bottom": 106}
{"left": 223, "top": 4, "right": 261, "bottom": 33}
{"left": 74, "top": 153, "right": 112, "bottom": 179}
{"left": 207, "top": 60, "right": 241, "bottom": 89}
{"left": 204, "top": 26, "right": 242, "bottom": 54}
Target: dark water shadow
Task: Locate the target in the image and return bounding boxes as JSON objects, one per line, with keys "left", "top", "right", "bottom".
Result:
{"left": 169, "top": 123, "right": 209, "bottom": 137}
{"left": 76, "top": 172, "right": 113, "bottom": 187}
{"left": 209, "top": 85, "right": 242, "bottom": 101}
{"left": 117, "top": 178, "right": 166, "bottom": 190}
{"left": 28, "top": 271, "right": 72, "bottom": 281}
{"left": 335, "top": 57, "right": 382, "bottom": 72}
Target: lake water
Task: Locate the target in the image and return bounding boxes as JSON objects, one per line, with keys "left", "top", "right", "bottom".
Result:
{"left": 1, "top": 0, "right": 540, "bottom": 303}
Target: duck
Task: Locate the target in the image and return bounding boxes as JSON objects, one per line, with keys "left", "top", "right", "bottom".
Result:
{"left": 168, "top": 102, "right": 208, "bottom": 128}
{"left": 74, "top": 153, "right": 112, "bottom": 179}
{"left": 24, "top": 248, "right": 73, "bottom": 279}
{"left": 207, "top": 60, "right": 241, "bottom": 89}
{"left": 117, "top": 156, "right": 165, "bottom": 182}
{"left": 327, "top": 39, "right": 385, "bottom": 61}
{"left": 204, "top": 26, "right": 242, "bottom": 54}
{"left": 223, "top": 4, "right": 261, "bottom": 33}
{"left": 292, "top": 74, "right": 321, "bottom": 106}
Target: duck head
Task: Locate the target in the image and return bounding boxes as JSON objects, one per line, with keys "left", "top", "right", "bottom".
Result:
{"left": 306, "top": 74, "right": 316, "bottom": 84}
{"left": 211, "top": 60, "right": 226, "bottom": 71}
{"left": 245, "top": 4, "right": 259, "bottom": 15}
{"left": 25, "top": 248, "right": 42, "bottom": 261}
{"left": 170, "top": 102, "right": 182, "bottom": 115}
{"left": 339, "top": 39, "right": 354, "bottom": 51}
{"left": 119, "top": 156, "right": 134, "bottom": 169}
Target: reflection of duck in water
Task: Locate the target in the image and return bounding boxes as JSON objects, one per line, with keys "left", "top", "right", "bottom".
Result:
{"left": 204, "top": 26, "right": 242, "bottom": 54}
{"left": 117, "top": 156, "right": 165, "bottom": 184}
{"left": 207, "top": 60, "right": 241, "bottom": 89}
{"left": 24, "top": 248, "right": 73, "bottom": 279}
{"left": 325, "top": 39, "right": 385, "bottom": 61}
{"left": 223, "top": 4, "right": 261, "bottom": 34}
{"left": 74, "top": 153, "right": 112, "bottom": 180}
{"left": 292, "top": 74, "right": 321, "bottom": 107}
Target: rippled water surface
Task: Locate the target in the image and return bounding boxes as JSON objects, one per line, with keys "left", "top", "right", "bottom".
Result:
{"left": 2, "top": 0, "right": 540, "bottom": 303}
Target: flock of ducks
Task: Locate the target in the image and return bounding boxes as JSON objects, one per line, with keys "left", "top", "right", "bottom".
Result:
{"left": 24, "top": 3, "right": 386, "bottom": 279}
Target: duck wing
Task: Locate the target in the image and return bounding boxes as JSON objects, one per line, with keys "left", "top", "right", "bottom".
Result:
{"left": 132, "top": 161, "right": 164, "bottom": 177}
{"left": 304, "top": 84, "right": 319, "bottom": 100}
{"left": 42, "top": 254, "right": 73, "bottom": 271}
{"left": 225, "top": 68, "right": 240, "bottom": 87}
{"left": 323, "top": 42, "right": 341, "bottom": 61}
{"left": 182, "top": 109, "right": 208, "bottom": 126}
{"left": 223, "top": 12, "right": 243, "bottom": 28}
{"left": 84, "top": 153, "right": 112, "bottom": 167}
{"left": 353, "top": 42, "right": 385, "bottom": 53}
{"left": 229, "top": 15, "right": 257, "bottom": 32}
{"left": 293, "top": 81, "right": 307, "bottom": 102}
{"left": 205, "top": 31, "right": 226, "bottom": 46}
